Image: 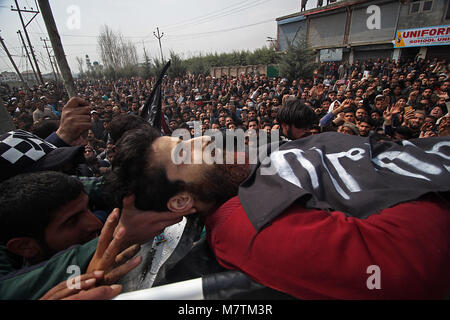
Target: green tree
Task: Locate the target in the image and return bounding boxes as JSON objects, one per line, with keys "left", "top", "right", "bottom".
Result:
{"left": 167, "top": 51, "right": 187, "bottom": 78}
{"left": 140, "top": 46, "right": 152, "bottom": 80}
{"left": 278, "top": 40, "right": 317, "bottom": 81}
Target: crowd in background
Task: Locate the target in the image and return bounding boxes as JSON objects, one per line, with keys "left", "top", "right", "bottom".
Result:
{"left": 1, "top": 56, "right": 449, "bottom": 178}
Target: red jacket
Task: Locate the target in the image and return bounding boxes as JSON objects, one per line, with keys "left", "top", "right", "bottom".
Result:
{"left": 205, "top": 195, "right": 450, "bottom": 299}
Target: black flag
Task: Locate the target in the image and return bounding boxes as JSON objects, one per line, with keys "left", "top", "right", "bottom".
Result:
{"left": 141, "top": 60, "right": 171, "bottom": 135}
{"left": 239, "top": 133, "right": 450, "bottom": 231}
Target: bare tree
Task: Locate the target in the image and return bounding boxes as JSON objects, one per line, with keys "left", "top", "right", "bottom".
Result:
{"left": 98, "top": 25, "right": 121, "bottom": 70}
{"left": 97, "top": 25, "right": 139, "bottom": 78}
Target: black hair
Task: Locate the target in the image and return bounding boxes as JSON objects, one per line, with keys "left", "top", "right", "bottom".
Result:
{"left": 277, "top": 98, "right": 315, "bottom": 130}
{"left": 105, "top": 128, "right": 186, "bottom": 211}
{"left": 109, "top": 114, "right": 152, "bottom": 144}
{"left": 358, "top": 116, "right": 375, "bottom": 127}
{"left": 343, "top": 107, "right": 356, "bottom": 114}
{"left": 0, "top": 171, "right": 83, "bottom": 244}
{"left": 394, "top": 126, "right": 415, "bottom": 140}
{"left": 248, "top": 117, "right": 259, "bottom": 124}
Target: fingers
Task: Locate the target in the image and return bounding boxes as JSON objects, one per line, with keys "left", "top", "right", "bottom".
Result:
{"left": 115, "top": 244, "right": 141, "bottom": 265}
{"left": 97, "top": 209, "right": 120, "bottom": 255}
{"left": 64, "top": 97, "right": 90, "bottom": 109}
{"left": 40, "top": 271, "right": 105, "bottom": 300}
{"left": 63, "top": 285, "right": 123, "bottom": 300}
{"left": 102, "top": 226, "right": 126, "bottom": 268}
{"left": 103, "top": 256, "right": 142, "bottom": 285}
{"left": 122, "top": 194, "right": 136, "bottom": 210}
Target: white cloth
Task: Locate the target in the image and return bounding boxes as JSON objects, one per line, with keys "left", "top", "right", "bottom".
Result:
{"left": 119, "top": 217, "right": 187, "bottom": 292}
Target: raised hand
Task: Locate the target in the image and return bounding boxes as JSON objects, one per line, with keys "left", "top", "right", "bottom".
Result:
{"left": 117, "top": 194, "right": 197, "bottom": 248}
{"left": 40, "top": 271, "right": 122, "bottom": 300}
{"left": 56, "top": 97, "right": 92, "bottom": 145}
{"left": 86, "top": 208, "right": 142, "bottom": 285}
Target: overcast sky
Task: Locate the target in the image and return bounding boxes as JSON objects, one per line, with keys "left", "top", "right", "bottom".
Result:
{"left": 0, "top": 0, "right": 321, "bottom": 75}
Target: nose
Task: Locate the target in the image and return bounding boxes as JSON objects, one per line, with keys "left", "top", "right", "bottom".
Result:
{"left": 82, "top": 210, "right": 103, "bottom": 234}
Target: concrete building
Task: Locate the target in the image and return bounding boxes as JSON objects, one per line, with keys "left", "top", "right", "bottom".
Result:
{"left": 0, "top": 71, "right": 20, "bottom": 83}
{"left": 276, "top": 0, "right": 450, "bottom": 63}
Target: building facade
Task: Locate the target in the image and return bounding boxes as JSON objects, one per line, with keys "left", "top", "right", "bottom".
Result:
{"left": 0, "top": 71, "right": 20, "bottom": 83}
{"left": 276, "top": 0, "right": 450, "bottom": 63}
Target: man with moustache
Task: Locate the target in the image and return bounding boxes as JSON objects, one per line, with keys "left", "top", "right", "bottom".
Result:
{"left": 107, "top": 122, "right": 450, "bottom": 299}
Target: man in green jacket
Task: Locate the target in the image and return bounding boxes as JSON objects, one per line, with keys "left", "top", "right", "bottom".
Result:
{"left": 0, "top": 171, "right": 191, "bottom": 299}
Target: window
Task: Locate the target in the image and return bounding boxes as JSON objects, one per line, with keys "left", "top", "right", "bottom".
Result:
{"left": 422, "top": 0, "right": 433, "bottom": 12}
{"left": 410, "top": 1, "right": 420, "bottom": 14}
{"left": 409, "top": 0, "right": 433, "bottom": 14}
{"left": 446, "top": 0, "right": 450, "bottom": 20}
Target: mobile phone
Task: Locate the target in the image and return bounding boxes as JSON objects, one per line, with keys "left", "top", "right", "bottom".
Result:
{"left": 404, "top": 106, "right": 413, "bottom": 112}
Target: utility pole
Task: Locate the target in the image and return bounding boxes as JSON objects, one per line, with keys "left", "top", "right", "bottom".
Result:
{"left": 153, "top": 27, "right": 164, "bottom": 62}
{"left": 37, "top": 0, "right": 76, "bottom": 98}
{"left": 17, "top": 30, "right": 39, "bottom": 84}
{"left": 52, "top": 55, "right": 61, "bottom": 82}
{"left": 11, "top": 0, "right": 44, "bottom": 85}
{"left": 0, "top": 35, "right": 30, "bottom": 91}
{"left": 41, "top": 37, "right": 57, "bottom": 82}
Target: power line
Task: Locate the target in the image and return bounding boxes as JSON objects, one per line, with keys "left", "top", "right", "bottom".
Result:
{"left": 158, "top": 0, "right": 250, "bottom": 31}
{"left": 163, "top": 0, "right": 275, "bottom": 32}
{"left": 164, "top": 18, "right": 274, "bottom": 41}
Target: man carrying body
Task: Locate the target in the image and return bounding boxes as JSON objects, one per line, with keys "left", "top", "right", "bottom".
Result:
{"left": 108, "top": 113, "right": 450, "bottom": 299}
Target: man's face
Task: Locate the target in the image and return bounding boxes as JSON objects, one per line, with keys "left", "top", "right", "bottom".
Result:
{"left": 321, "top": 100, "right": 331, "bottom": 109}
{"left": 357, "top": 121, "right": 371, "bottom": 137}
{"left": 44, "top": 192, "right": 102, "bottom": 255}
{"left": 344, "top": 112, "right": 356, "bottom": 123}
{"left": 150, "top": 136, "right": 248, "bottom": 209}
{"left": 248, "top": 121, "right": 258, "bottom": 131}
{"left": 409, "top": 112, "right": 425, "bottom": 129}
{"left": 423, "top": 89, "right": 432, "bottom": 97}
{"left": 356, "top": 89, "right": 363, "bottom": 97}
{"left": 428, "top": 78, "right": 436, "bottom": 87}
{"left": 87, "top": 130, "right": 95, "bottom": 141}
{"left": 355, "top": 108, "right": 368, "bottom": 120}
{"left": 429, "top": 106, "right": 443, "bottom": 119}
{"left": 338, "top": 125, "right": 355, "bottom": 135}
{"left": 84, "top": 145, "right": 95, "bottom": 160}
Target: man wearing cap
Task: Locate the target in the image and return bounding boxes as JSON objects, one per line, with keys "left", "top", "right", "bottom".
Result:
{"left": 33, "top": 99, "right": 58, "bottom": 123}
{"left": 90, "top": 110, "right": 104, "bottom": 140}
{"left": 337, "top": 122, "right": 360, "bottom": 135}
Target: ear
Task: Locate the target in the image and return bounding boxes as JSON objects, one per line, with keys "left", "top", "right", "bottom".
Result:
{"left": 167, "top": 192, "right": 194, "bottom": 214}
{"left": 281, "top": 123, "right": 289, "bottom": 131}
{"left": 6, "top": 238, "right": 43, "bottom": 259}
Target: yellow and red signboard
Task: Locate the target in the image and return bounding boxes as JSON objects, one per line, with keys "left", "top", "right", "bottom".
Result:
{"left": 395, "top": 25, "right": 450, "bottom": 48}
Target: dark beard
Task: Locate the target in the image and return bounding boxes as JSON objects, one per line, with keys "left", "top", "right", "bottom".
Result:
{"left": 186, "top": 163, "right": 250, "bottom": 209}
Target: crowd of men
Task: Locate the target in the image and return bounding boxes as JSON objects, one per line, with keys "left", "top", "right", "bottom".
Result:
{"left": 4, "top": 57, "right": 450, "bottom": 154}
{"left": 0, "top": 55, "right": 449, "bottom": 300}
